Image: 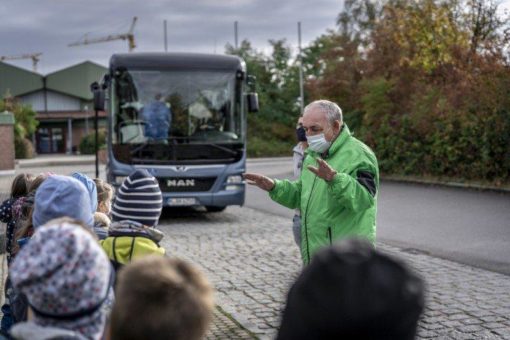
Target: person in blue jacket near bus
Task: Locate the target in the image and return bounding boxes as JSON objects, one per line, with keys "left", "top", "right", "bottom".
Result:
{"left": 142, "top": 93, "right": 171, "bottom": 142}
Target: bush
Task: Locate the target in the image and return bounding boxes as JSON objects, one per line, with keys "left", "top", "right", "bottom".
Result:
{"left": 14, "top": 137, "right": 35, "bottom": 159}
{"left": 247, "top": 114, "right": 296, "bottom": 157}
{"left": 79, "top": 130, "right": 107, "bottom": 155}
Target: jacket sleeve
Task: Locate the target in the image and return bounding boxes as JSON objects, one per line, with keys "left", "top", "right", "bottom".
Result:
{"left": 268, "top": 178, "right": 302, "bottom": 210}
{"left": 326, "top": 166, "right": 377, "bottom": 212}
{"left": 0, "top": 199, "right": 13, "bottom": 223}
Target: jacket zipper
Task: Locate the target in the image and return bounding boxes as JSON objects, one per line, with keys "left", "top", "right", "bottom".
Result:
{"left": 303, "top": 174, "right": 318, "bottom": 264}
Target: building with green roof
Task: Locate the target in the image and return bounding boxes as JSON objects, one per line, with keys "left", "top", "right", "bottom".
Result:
{"left": 0, "top": 60, "right": 108, "bottom": 154}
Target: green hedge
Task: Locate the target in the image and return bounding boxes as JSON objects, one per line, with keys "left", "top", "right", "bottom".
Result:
{"left": 79, "top": 130, "right": 107, "bottom": 155}
{"left": 14, "top": 137, "right": 35, "bottom": 159}
{"left": 247, "top": 114, "right": 295, "bottom": 157}
{"left": 358, "top": 110, "right": 510, "bottom": 184}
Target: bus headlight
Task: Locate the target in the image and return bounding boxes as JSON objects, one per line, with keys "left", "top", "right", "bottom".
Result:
{"left": 225, "top": 175, "right": 243, "bottom": 190}
{"left": 226, "top": 175, "right": 243, "bottom": 184}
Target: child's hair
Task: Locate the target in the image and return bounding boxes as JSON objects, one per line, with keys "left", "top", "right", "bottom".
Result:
{"left": 110, "top": 256, "right": 214, "bottom": 340}
{"left": 12, "top": 196, "right": 35, "bottom": 257}
{"left": 10, "top": 173, "right": 34, "bottom": 199}
{"left": 11, "top": 173, "right": 49, "bottom": 256}
{"left": 94, "top": 211, "right": 111, "bottom": 228}
{"left": 93, "top": 178, "right": 113, "bottom": 209}
{"left": 27, "top": 173, "right": 50, "bottom": 194}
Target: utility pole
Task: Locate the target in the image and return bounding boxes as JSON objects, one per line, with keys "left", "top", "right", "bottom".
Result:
{"left": 234, "top": 21, "right": 239, "bottom": 49}
{"left": 298, "top": 22, "right": 304, "bottom": 114}
{"left": 164, "top": 20, "right": 168, "bottom": 52}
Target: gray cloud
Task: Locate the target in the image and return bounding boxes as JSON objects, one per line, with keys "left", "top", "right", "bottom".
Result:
{"left": 0, "top": 0, "right": 343, "bottom": 73}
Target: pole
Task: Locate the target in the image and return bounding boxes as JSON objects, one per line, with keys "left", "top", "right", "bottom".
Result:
{"left": 298, "top": 22, "right": 304, "bottom": 114}
{"left": 164, "top": 20, "right": 168, "bottom": 52}
{"left": 95, "top": 109, "right": 99, "bottom": 178}
{"left": 234, "top": 21, "right": 238, "bottom": 49}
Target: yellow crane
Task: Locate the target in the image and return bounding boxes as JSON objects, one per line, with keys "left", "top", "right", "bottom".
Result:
{"left": 68, "top": 17, "right": 138, "bottom": 52}
{"left": 0, "top": 52, "right": 43, "bottom": 72}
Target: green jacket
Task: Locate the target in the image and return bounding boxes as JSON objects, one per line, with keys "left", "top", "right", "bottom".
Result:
{"left": 269, "top": 125, "right": 379, "bottom": 264}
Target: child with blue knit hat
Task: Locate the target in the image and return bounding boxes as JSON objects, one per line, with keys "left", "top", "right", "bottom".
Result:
{"left": 3, "top": 175, "right": 98, "bottom": 328}
{"left": 100, "top": 169, "right": 165, "bottom": 271}
{"left": 33, "top": 175, "right": 94, "bottom": 229}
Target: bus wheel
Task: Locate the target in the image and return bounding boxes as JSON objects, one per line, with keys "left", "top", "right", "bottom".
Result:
{"left": 206, "top": 206, "right": 226, "bottom": 212}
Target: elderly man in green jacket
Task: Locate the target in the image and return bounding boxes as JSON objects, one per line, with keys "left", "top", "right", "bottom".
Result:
{"left": 245, "top": 100, "right": 379, "bottom": 264}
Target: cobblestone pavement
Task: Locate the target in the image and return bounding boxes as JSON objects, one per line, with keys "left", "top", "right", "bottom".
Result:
{"left": 158, "top": 207, "right": 510, "bottom": 340}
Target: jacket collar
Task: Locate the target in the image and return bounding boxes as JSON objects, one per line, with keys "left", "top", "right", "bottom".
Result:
{"left": 327, "top": 124, "right": 350, "bottom": 157}
{"left": 109, "top": 220, "right": 164, "bottom": 242}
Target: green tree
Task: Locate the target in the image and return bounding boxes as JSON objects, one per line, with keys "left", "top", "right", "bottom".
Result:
{"left": 0, "top": 93, "right": 39, "bottom": 158}
{"left": 226, "top": 39, "right": 297, "bottom": 156}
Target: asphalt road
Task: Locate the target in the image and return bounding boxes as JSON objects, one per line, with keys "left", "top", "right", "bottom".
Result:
{"left": 245, "top": 158, "right": 510, "bottom": 275}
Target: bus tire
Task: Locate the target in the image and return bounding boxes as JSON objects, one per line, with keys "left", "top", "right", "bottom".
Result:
{"left": 206, "top": 206, "right": 226, "bottom": 213}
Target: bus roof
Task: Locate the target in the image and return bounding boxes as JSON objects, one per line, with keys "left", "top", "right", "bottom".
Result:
{"left": 110, "top": 53, "right": 245, "bottom": 73}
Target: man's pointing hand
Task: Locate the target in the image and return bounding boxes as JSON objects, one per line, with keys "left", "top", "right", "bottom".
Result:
{"left": 244, "top": 173, "right": 275, "bottom": 191}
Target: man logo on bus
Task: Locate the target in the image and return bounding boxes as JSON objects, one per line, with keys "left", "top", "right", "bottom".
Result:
{"left": 167, "top": 179, "right": 195, "bottom": 187}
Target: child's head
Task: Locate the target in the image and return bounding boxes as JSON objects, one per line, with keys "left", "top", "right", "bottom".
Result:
{"left": 9, "top": 219, "right": 112, "bottom": 340}
{"left": 110, "top": 256, "right": 213, "bottom": 340}
{"left": 277, "top": 239, "right": 425, "bottom": 340}
{"left": 111, "top": 169, "right": 162, "bottom": 227}
{"left": 33, "top": 175, "right": 94, "bottom": 229}
{"left": 71, "top": 172, "right": 98, "bottom": 213}
{"left": 27, "top": 173, "right": 51, "bottom": 194}
{"left": 93, "top": 178, "right": 114, "bottom": 215}
{"left": 10, "top": 173, "right": 34, "bottom": 199}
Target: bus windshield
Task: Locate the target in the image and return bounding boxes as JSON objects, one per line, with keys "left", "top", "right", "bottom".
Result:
{"left": 110, "top": 69, "right": 244, "bottom": 165}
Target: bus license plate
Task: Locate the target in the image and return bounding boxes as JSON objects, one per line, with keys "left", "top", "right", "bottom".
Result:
{"left": 167, "top": 198, "right": 197, "bottom": 206}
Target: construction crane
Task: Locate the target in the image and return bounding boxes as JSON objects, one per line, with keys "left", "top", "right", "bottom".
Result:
{"left": 69, "top": 17, "right": 138, "bottom": 52}
{"left": 0, "top": 53, "right": 43, "bottom": 72}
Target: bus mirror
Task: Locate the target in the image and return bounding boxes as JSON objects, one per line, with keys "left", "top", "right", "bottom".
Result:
{"left": 90, "top": 81, "right": 105, "bottom": 111}
{"left": 247, "top": 93, "right": 259, "bottom": 113}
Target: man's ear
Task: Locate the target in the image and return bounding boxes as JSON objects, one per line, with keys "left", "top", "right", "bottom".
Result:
{"left": 333, "top": 120, "right": 342, "bottom": 133}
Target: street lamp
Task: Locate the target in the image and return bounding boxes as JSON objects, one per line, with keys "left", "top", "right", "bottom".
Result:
{"left": 90, "top": 82, "right": 105, "bottom": 178}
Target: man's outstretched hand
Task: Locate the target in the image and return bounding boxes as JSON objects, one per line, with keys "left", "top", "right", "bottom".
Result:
{"left": 244, "top": 173, "right": 275, "bottom": 192}
{"left": 307, "top": 158, "right": 337, "bottom": 182}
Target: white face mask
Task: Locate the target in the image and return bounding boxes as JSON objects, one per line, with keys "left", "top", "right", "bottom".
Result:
{"left": 307, "top": 133, "right": 331, "bottom": 153}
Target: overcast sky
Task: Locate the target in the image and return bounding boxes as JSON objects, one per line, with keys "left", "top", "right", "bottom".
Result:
{"left": 0, "top": 0, "right": 343, "bottom": 74}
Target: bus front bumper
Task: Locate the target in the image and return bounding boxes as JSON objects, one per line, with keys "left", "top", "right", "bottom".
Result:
{"left": 161, "top": 187, "right": 245, "bottom": 208}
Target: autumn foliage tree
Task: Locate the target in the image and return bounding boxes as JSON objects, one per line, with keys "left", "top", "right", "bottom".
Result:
{"left": 307, "top": 0, "right": 510, "bottom": 184}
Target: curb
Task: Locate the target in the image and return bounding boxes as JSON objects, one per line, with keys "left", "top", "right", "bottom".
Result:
{"left": 17, "top": 157, "right": 95, "bottom": 169}
{"left": 382, "top": 175, "right": 510, "bottom": 194}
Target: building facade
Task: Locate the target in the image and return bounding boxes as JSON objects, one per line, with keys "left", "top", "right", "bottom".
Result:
{"left": 0, "top": 61, "right": 108, "bottom": 154}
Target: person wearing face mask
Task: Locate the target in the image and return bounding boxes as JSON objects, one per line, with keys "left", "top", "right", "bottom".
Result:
{"left": 291, "top": 117, "right": 308, "bottom": 249}
{"left": 245, "top": 100, "right": 379, "bottom": 264}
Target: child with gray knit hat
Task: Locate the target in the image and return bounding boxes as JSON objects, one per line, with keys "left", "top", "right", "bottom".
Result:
{"left": 100, "top": 169, "right": 165, "bottom": 271}
{"left": 8, "top": 219, "right": 113, "bottom": 340}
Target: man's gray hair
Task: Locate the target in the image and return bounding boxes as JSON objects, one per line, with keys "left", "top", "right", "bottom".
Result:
{"left": 304, "top": 100, "right": 343, "bottom": 125}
